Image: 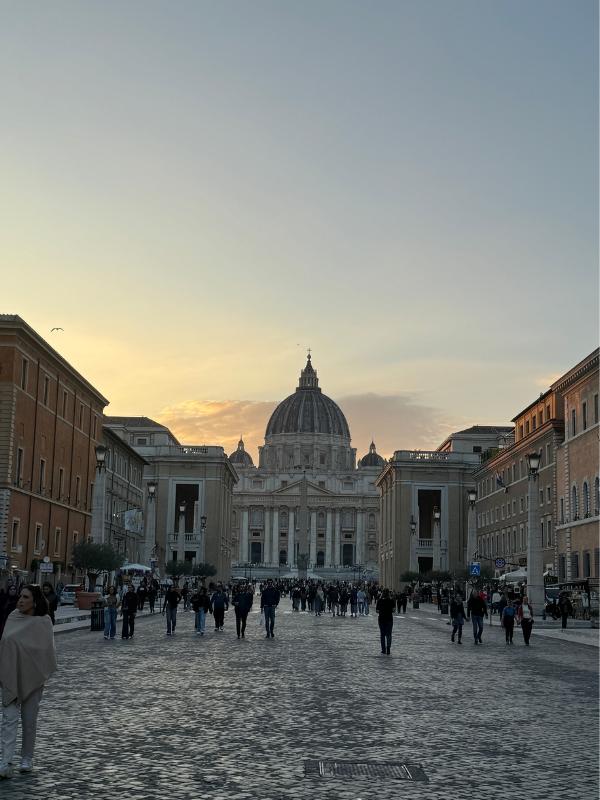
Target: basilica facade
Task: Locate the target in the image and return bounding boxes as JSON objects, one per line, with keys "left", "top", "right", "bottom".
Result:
{"left": 229, "top": 356, "right": 383, "bottom": 580}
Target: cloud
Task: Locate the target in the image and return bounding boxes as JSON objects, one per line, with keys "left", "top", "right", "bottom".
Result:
{"left": 158, "top": 392, "right": 464, "bottom": 461}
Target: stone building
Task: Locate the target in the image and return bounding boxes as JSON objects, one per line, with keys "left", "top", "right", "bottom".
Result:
{"left": 553, "top": 349, "right": 599, "bottom": 582}
{"left": 376, "top": 427, "right": 513, "bottom": 590}
{"left": 230, "top": 355, "right": 382, "bottom": 581}
{"left": 104, "top": 417, "right": 238, "bottom": 583}
{"left": 473, "top": 391, "right": 564, "bottom": 577}
{"left": 0, "top": 315, "right": 108, "bottom": 583}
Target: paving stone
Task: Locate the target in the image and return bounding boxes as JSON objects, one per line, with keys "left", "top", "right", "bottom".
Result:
{"left": 0, "top": 604, "right": 597, "bottom": 799}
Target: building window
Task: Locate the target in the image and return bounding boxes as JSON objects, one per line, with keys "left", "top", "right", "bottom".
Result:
{"left": 39, "top": 459, "right": 46, "bottom": 494}
{"left": 512, "top": 499, "right": 516, "bottom": 515}
{"left": 11, "top": 519, "right": 20, "bottom": 550}
{"left": 93, "top": 416, "right": 97, "bottom": 438}
{"left": 472, "top": 446, "right": 481, "bottom": 453}
{"left": 43, "top": 375, "right": 50, "bottom": 405}
{"left": 571, "top": 409, "right": 576, "bottom": 437}
{"left": 571, "top": 553, "right": 579, "bottom": 579}
{"left": 316, "top": 550, "right": 325, "bottom": 566}
{"left": 595, "top": 477, "right": 599, "bottom": 516}
{"left": 20, "top": 359, "right": 28, "bottom": 390}
{"left": 62, "top": 390, "right": 68, "bottom": 417}
{"left": 280, "top": 481, "right": 287, "bottom": 489}
{"left": 519, "top": 424, "right": 524, "bottom": 440}
{"left": 559, "top": 555, "right": 566, "bottom": 581}
{"left": 583, "top": 551, "right": 591, "bottom": 578}
{"left": 583, "top": 482, "right": 590, "bottom": 517}
{"left": 519, "top": 497, "right": 524, "bottom": 513}
{"left": 546, "top": 486, "right": 551, "bottom": 503}
{"left": 525, "top": 420, "right": 530, "bottom": 435}
{"left": 58, "top": 467, "right": 64, "bottom": 499}
{"left": 546, "top": 444, "right": 551, "bottom": 464}
{"left": 136, "top": 437, "right": 147, "bottom": 445}
{"left": 540, "top": 520, "right": 544, "bottom": 546}
{"left": 560, "top": 497, "right": 564, "bottom": 523}
{"left": 546, "top": 520, "right": 552, "bottom": 547}
{"left": 75, "top": 476, "right": 81, "bottom": 506}
{"left": 54, "top": 528, "right": 61, "bottom": 555}
{"left": 318, "top": 481, "right": 325, "bottom": 489}
{"left": 594, "top": 394, "right": 599, "bottom": 425}
{"left": 583, "top": 401, "right": 588, "bottom": 431}
{"left": 532, "top": 414, "right": 537, "bottom": 430}
{"left": 279, "top": 549, "right": 287, "bottom": 565}
{"left": 539, "top": 489, "right": 544, "bottom": 506}
{"left": 572, "top": 486, "right": 578, "bottom": 520}
{"left": 15, "top": 447, "right": 24, "bottom": 486}
{"left": 34, "top": 524, "right": 43, "bottom": 553}
{"left": 79, "top": 404, "right": 84, "bottom": 429}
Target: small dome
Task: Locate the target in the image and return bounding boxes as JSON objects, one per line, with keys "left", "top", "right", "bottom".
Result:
{"left": 358, "top": 441, "right": 385, "bottom": 468}
{"left": 265, "top": 355, "right": 350, "bottom": 439}
{"left": 229, "top": 438, "right": 254, "bottom": 467}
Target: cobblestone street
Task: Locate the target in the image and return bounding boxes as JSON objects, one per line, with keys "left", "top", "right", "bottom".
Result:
{"left": 2, "top": 603, "right": 598, "bottom": 800}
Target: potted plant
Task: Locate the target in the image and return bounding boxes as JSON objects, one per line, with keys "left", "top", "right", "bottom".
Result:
{"left": 72, "top": 541, "right": 123, "bottom": 609}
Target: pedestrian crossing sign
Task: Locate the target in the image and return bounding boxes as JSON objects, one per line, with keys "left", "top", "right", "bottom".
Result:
{"left": 470, "top": 562, "right": 481, "bottom": 576}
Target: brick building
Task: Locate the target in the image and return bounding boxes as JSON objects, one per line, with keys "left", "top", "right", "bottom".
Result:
{"left": 553, "top": 350, "right": 599, "bottom": 582}
{"left": 0, "top": 316, "right": 108, "bottom": 583}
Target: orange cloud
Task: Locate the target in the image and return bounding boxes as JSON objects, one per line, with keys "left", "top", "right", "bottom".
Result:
{"left": 157, "top": 393, "right": 464, "bottom": 462}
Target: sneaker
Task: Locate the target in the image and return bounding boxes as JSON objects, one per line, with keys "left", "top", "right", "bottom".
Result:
{"left": 19, "top": 759, "right": 32, "bottom": 773}
{"left": 104, "top": 635, "right": 109, "bottom": 640}
{"left": 0, "top": 763, "right": 13, "bottom": 779}
{"left": 166, "top": 632, "right": 172, "bottom": 636}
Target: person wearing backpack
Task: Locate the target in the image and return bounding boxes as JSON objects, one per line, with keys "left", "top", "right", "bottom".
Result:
{"left": 501, "top": 599, "right": 516, "bottom": 644}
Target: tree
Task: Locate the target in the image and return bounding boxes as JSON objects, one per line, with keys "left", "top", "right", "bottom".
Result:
{"left": 192, "top": 562, "right": 217, "bottom": 580}
{"left": 165, "top": 559, "right": 193, "bottom": 580}
{"left": 72, "top": 541, "right": 123, "bottom": 591}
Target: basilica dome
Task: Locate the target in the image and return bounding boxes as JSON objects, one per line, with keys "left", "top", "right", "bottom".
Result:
{"left": 228, "top": 438, "right": 254, "bottom": 467}
{"left": 358, "top": 441, "right": 386, "bottom": 468}
{"left": 265, "top": 355, "right": 351, "bottom": 439}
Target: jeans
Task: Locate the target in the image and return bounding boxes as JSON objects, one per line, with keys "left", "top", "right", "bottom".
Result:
{"left": 471, "top": 615, "right": 484, "bottom": 642}
{"left": 451, "top": 623, "right": 463, "bottom": 641}
{"left": 379, "top": 620, "right": 393, "bottom": 652}
{"left": 214, "top": 607, "right": 225, "bottom": 629}
{"left": 195, "top": 609, "right": 206, "bottom": 633}
{"left": 263, "top": 605, "right": 276, "bottom": 635}
{"left": 122, "top": 610, "right": 135, "bottom": 638}
{"left": 503, "top": 618, "right": 514, "bottom": 642}
{"left": 358, "top": 601, "right": 364, "bottom": 615}
{"left": 235, "top": 610, "right": 248, "bottom": 637}
{"left": 165, "top": 606, "right": 177, "bottom": 634}
{"left": 521, "top": 619, "right": 533, "bottom": 644}
{"left": 104, "top": 606, "right": 117, "bottom": 638}
{"left": 1, "top": 687, "right": 44, "bottom": 764}
{"left": 561, "top": 613, "right": 568, "bottom": 629}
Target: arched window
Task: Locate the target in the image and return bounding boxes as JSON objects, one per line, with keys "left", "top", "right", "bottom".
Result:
{"left": 595, "top": 477, "right": 600, "bottom": 516}
{"left": 279, "top": 549, "right": 287, "bottom": 565}
{"left": 317, "top": 511, "right": 325, "bottom": 529}
{"left": 583, "top": 482, "right": 590, "bottom": 517}
{"left": 572, "top": 486, "right": 579, "bottom": 520}
{"left": 369, "top": 513, "right": 376, "bottom": 529}
{"left": 316, "top": 550, "right": 325, "bottom": 567}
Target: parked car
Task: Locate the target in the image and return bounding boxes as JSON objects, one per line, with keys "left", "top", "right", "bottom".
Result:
{"left": 59, "top": 584, "right": 83, "bottom": 605}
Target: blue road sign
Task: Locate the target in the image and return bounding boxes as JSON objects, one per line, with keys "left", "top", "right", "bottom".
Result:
{"left": 470, "top": 562, "right": 481, "bottom": 576}
{"left": 495, "top": 558, "right": 506, "bottom": 569}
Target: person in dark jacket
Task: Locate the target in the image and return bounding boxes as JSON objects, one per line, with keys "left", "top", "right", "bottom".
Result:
{"left": 121, "top": 585, "right": 138, "bottom": 639}
{"left": 450, "top": 595, "right": 466, "bottom": 644}
{"left": 136, "top": 583, "right": 147, "bottom": 612}
{"left": 558, "top": 593, "right": 573, "bottom": 630}
{"left": 0, "top": 585, "right": 19, "bottom": 639}
{"left": 162, "top": 585, "right": 181, "bottom": 635}
{"left": 467, "top": 589, "right": 488, "bottom": 645}
{"left": 260, "top": 579, "right": 280, "bottom": 638}
{"left": 376, "top": 588, "right": 395, "bottom": 654}
{"left": 191, "top": 586, "right": 212, "bottom": 635}
{"left": 211, "top": 585, "right": 229, "bottom": 631}
{"left": 41, "top": 583, "right": 58, "bottom": 625}
{"left": 232, "top": 583, "right": 254, "bottom": 638}
{"left": 501, "top": 599, "right": 516, "bottom": 644}
{"left": 147, "top": 584, "right": 157, "bottom": 614}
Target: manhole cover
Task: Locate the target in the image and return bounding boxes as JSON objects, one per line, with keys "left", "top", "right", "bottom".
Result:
{"left": 304, "top": 760, "right": 428, "bottom": 782}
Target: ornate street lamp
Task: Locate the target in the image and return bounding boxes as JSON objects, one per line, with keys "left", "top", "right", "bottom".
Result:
{"left": 526, "top": 451, "right": 543, "bottom": 609}
{"left": 95, "top": 444, "right": 107, "bottom": 472}
{"left": 147, "top": 481, "right": 157, "bottom": 501}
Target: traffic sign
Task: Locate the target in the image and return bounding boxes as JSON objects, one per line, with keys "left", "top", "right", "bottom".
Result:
{"left": 470, "top": 562, "right": 481, "bottom": 576}
{"left": 39, "top": 562, "right": 53, "bottom": 573}
{"left": 495, "top": 558, "right": 506, "bottom": 569}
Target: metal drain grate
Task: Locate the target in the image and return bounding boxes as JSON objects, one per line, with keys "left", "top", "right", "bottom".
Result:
{"left": 304, "top": 760, "right": 428, "bottom": 782}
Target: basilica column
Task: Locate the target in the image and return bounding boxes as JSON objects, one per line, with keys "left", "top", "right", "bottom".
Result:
{"left": 288, "top": 509, "right": 295, "bottom": 566}
{"left": 264, "top": 507, "right": 271, "bottom": 566}
{"left": 310, "top": 510, "right": 317, "bottom": 566}
{"left": 241, "top": 510, "right": 249, "bottom": 564}
{"left": 271, "top": 508, "right": 279, "bottom": 564}
{"left": 325, "top": 510, "right": 333, "bottom": 566}
{"left": 356, "top": 509, "right": 364, "bottom": 565}
{"left": 334, "top": 510, "right": 341, "bottom": 566}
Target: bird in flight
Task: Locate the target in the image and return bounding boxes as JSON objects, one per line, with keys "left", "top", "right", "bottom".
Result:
{"left": 50, "top": 327, "right": 64, "bottom": 332}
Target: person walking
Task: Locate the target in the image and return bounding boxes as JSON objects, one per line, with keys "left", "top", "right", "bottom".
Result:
{"left": 517, "top": 595, "right": 534, "bottom": 646}
{"left": 0, "top": 585, "right": 19, "bottom": 639}
{"left": 232, "top": 583, "right": 254, "bottom": 638}
{"left": 211, "top": 584, "right": 229, "bottom": 631}
{"left": 103, "top": 586, "right": 120, "bottom": 640}
{"left": 0, "top": 585, "right": 57, "bottom": 777}
{"left": 191, "top": 586, "right": 212, "bottom": 635}
{"left": 261, "top": 578, "right": 280, "bottom": 638}
{"left": 314, "top": 585, "right": 325, "bottom": 616}
{"left": 501, "top": 599, "right": 516, "bottom": 644}
{"left": 558, "top": 593, "right": 573, "bottom": 630}
{"left": 450, "top": 595, "right": 466, "bottom": 644}
{"left": 376, "top": 588, "right": 395, "bottom": 655}
{"left": 350, "top": 586, "right": 359, "bottom": 618}
{"left": 329, "top": 585, "right": 340, "bottom": 617}
{"left": 147, "top": 583, "right": 157, "bottom": 615}
{"left": 357, "top": 587, "right": 366, "bottom": 616}
{"left": 136, "top": 583, "right": 147, "bottom": 612}
{"left": 41, "top": 583, "right": 58, "bottom": 625}
{"left": 467, "top": 588, "right": 488, "bottom": 645}
{"left": 162, "top": 584, "right": 181, "bottom": 635}
{"left": 121, "top": 585, "right": 138, "bottom": 640}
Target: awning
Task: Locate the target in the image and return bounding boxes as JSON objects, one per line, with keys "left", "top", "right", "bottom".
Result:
{"left": 119, "top": 563, "right": 152, "bottom": 572}
{"left": 498, "top": 568, "right": 527, "bottom": 582}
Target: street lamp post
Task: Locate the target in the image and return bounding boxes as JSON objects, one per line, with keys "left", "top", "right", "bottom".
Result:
{"left": 91, "top": 444, "right": 107, "bottom": 544}
{"left": 146, "top": 481, "right": 157, "bottom": 567}
{"left": 176, "top": 501, "right": 186, "bottom": 562}
{"left": 409, "top": 515, "right": 417, "bottom": 574}
{"left": 200, "top": 514, "right": 207, "bottom": 564}
{"left": 466, "top": 489, "right": 477, "bottom": 569}
{"left": 526, "top": 451, "right": 544, "bottom": 610}
{"left": 433, "top": 506, "right": 441, "bottom": 571}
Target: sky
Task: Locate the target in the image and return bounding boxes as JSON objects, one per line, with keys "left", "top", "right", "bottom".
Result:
{"left": 1, "top": 1, "right": 598, "bottom": 460}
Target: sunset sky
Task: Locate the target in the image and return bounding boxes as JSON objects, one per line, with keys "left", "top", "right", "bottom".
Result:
{"left": 2, "top": 1, "right": 597, "bottom": 460}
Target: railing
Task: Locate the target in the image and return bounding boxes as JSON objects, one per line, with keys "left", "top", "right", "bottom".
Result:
{"left": 417, "top": 539, "right": 433, "bottom": 548}
{"left": 392, "top": 450, "right": 481, "bottom": 464}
